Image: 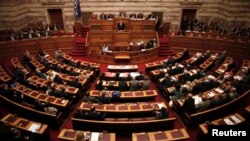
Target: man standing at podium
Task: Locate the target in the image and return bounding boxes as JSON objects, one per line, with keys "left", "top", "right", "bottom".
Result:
{"left": 117, "top": 20, "right": 126, "bottom": 31}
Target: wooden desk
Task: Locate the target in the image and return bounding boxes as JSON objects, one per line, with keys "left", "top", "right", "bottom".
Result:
{"left": 169, "top": 35, "right": 250, "bottom": 60}
{"left": 0, "top": 65, "right": 11, "bottom": 82}
{"left": 114, "top": 51, "right": 130, "bottom": 64}
{"left": 185, "top": 52, "right": 202, "bottom": 65}
{"left": 132, "top": 128, "right": 189, "bottom": 141}
{"left": 46, "top": 70, "right": 88, "bottom": 86}
{"left": 215, "top": 57, "right": 233, "bottom": 74}
{"left": 27, "top": 75, "right": 79, "bottom": 94}
{"left": 1, "top": 114, "right": 48, "bottom": 135}
{"left": 58, "top": 128, "right": 116, "bottom": 141}
{"left": 199, "top": 57, "right": 214, "bottom": 70}
{"left": 107, "top": 65, "right": 138, "bottom": 72}
{"left": 90, "top": 90, "right": 158, "bottom": 100}
{"left": 245, "top": 104, "right": 250, "bottom": 113}
{"left": 145, "top": 61, "right": 163, "bottom": 69}
{"left": 0, "top": 35, "right": 75, "bottom": 59}
{"left": 104, "top": 72, "right": 140, "bottom": 80}
{"left": 44, "top": 55, "right": 59, "bottom": 65}
{"left": 88, "top": 17, "right": 155, "bottom": 31}
{"left": 0, "top": 95, "right": 62, "bottom": 127}
{"left": 29, "top": 56, "right": 45, "bottom": 71}
{"left": 72, "top": 117, "right": 176, "bottom": 133}
{"left": 11, "top": 57, "right": 29, "bottom": 74}
{"left": 242, "top": 59, "right": 250, "bottom": 68}
{"left": 13, "top": 82, "right": 69, "bottom": 108}
{"left": 79, "top": 102, "right": 167, "bottom": 114}
{"left": 199, "top": 113, "right": 245, "bottom": 135}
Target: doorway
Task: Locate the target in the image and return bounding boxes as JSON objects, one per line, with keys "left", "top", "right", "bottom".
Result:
{"left": 181, "top": 9, "right": 197, "bottom": 30}
{"left": 48, "top": 9, "right": 64, "bottom": 30}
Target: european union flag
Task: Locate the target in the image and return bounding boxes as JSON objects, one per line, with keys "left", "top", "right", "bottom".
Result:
{"left": 74, "top": 0, "right": 81, "bottom": 18}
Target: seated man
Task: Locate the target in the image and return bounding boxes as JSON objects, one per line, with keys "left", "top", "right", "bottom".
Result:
{"left": 117, "top": 20, "right": 126, "bottom": 31}
{"left": 153, "top": 107, "right": 169, "bottom": 119}
{"left": 183, "top": 93, "right": 196, "bottom": 114}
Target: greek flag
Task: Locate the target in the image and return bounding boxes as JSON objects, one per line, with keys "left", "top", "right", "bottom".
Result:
{"left": 74, "top": 0, "right": 81, "bottom": 18}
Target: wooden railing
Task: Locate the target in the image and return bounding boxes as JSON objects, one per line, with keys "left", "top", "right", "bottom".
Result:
{"left": 0, "top": 95, "right": 63, "bottom": 127}
{"left": 183, "top": 89, "right": 250, "bottom": 127}
{"left": 72, "top": 117, "right": 176, "bottom": 133}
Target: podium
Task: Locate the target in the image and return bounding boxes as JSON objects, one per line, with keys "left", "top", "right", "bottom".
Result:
{"left": 114, "top": 51, "right": 130, "bottom": 64}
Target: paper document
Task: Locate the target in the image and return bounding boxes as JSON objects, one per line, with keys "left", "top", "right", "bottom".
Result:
{"left": 158, "top": 103, "right": 163, "bottom": 109}
{"left": 193, "top": 95, "right": 202, "bottom": 105}
{"left": 231, "top": 115, "right": 241, "bottom": 124}
{"left": 207, "top": 92, "right": 215, "bottom": 97}
{"left": 215, "top": 88, "right": 224, "bottom": 94}
{"left": 90, "top": 132, "right": 100, "bottom": 141}
{"left": 28, "top": 123, "right": 41, "bottom": 132}
{"left": 224, "top": 118, "right": 234, "bottom": 125}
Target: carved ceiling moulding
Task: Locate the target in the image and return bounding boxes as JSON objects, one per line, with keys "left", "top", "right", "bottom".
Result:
{"left": 179, "top": 1, "right": 203, "bottom": 8}
{"left": 41, "top": 2, "right": 65, "bottom": 5}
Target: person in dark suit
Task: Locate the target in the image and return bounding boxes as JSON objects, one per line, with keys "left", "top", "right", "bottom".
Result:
{"left": 182, "top": 48, "right": 189, "bottom": 60}
{"left": 34, "top": 99, "right": 47, "bottom": 112}
{"left": 100, "top": 12, "right": 107, "bottom": 20}
{"left": 154, "top": 107, "right": 169, "bottom": 119}
{"left": 135, "top": 72, "right": 144, "bottom": 80}
{"left": 70, "top": 77, "right": 82, "bottom": 88}
{"left": 137, "top": 13, "right": 144, "bottom": 19}
{"left": 99, "top": 90, "right": 110, "bottom": 104}
{"left": 87, "top": 106, "right": 106, "bottom": 120}
{"left": 183, "top": 93, "right": 196, "bottom": 114}
{"left": 155, "top": 16, "right": 161, "bottom": 31}
{"left": 107, "top": 13, "right": 113, "bottom": 19}
{"left": 129, "top": 77, "right": 139, "bottom": 91}
{"left": 117, "top": 20, "right": 126, "bottom": 31}
{"left": 141, "top": 76, "right": 150, "bottom": 90}
{"left": 202, "top": 50, "right": 211, "bottom": 61}
{"left": 215, "top": 51, "right": 227, "bottom": 65}
{"left": 96, "top": 79, "right": 104, "bottom": 90}
{"left": 35, "top": 69, "right": 47, "bottom": 79}
{"left": 160, "top": 74, "right": 172, "bottom": 88}
{"left": 119, "top": 78, "right": 128, "bottom": 91}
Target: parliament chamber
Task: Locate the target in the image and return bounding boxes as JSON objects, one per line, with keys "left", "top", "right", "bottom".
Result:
{"left": 0, "top": 0, "right": 250, "bottom": 141}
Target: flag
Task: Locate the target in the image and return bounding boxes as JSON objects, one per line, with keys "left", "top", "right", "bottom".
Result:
{"left": 74, "top": 0, "right": 81, "bottom": 18}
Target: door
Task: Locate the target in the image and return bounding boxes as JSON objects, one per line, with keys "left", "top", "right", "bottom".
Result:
{"left": 181, "top": 9, "right": 197, "bottom": 30}
{"left": 48, "top": 9, "right": 64, "bottom": 30}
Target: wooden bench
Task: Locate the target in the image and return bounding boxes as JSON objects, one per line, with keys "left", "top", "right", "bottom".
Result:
{"left": 132, "top": 128, "right": 190, "bottom": 141}
{"left": 1, "top": 113, "right": 49, "bottom": 141}
{"left": 90, "top": 89, "right": 158, "bottom": 102}
{"left": 0, "top": 95, "right": 63, "bottom": 127}
{"left": 58, "top": 128, "right": 116, "bottom": 141}
{"left": 72, "top": 117, "right": 176, "bottom": 133}
{"left": 183, "top": 89, "right": 250, "bottom": 127}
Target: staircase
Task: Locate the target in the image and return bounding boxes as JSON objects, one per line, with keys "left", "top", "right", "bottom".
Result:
{"left": 158, "top": 36, "right": 174, "bottom": 57}
{"left": 70, "top": 36, "right": 87, "bottom": 57}
{"left": 80, "top": 25, "right": 89, "bottom": 37}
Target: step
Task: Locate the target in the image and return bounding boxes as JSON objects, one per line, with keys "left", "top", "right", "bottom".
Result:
{"left": 74, "top": 46, "right": 86, "bottom": 49}
{"left": 160, "top": 42, "right": 169, "bottom": 45}
{"left": 74, "top": 48, "right": 86, "bottom": 51}
{"left": 75, "top": 44, "right": 86, "bottom": 47}
{"left": 159, "top": 50, "right": 172, "bottom": 53}
{"left": 159, "top": 53, "right": 175, "bottom": 56}
{"left": 75, "top": 38, "right": 86, "bottom": 43}
{"left": 72, "top": 50, "right": 86, "bottom": 53}
{"left": 69, "top": 53, "right": 86, "bottom": 57}
{"left": 159, "top": 38, "right": 170, "bottom": 43}
{"left": 159, "top": 46, "right": 170, "bottom": 48}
